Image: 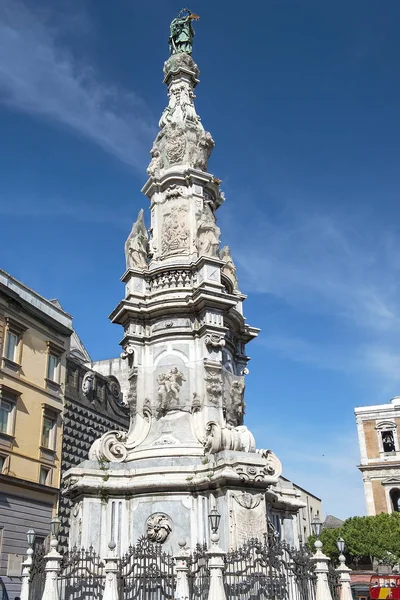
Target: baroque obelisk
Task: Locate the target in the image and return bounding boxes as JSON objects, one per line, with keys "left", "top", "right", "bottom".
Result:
{"left": 64, "top": 10, "right": 300, "bottom": 555}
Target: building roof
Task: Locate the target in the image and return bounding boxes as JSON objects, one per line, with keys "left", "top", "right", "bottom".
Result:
{"left": 280, "top": 476, "right": 321, "bottom": 501}
{"left": 324, "top": 514, "right": 344, "bottom": 529}
{"left": 0, "top": 268, "right": 73, "bottom": 332}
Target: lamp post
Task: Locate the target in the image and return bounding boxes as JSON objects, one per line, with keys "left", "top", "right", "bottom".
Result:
{"left": 208, "top": 508, "right": 221, "bottom": 535}
{"left": 336, "top": 537, "right": 353, "bottom": 600}
{"left": 41, "top": 516, "right": 62, "bottom": 600}
{"left": 206, "top": 507, "right": 227, "bottom": 600}
{"left": 50, "top": 516, "right": 61, "bottom": 541}
{"left": 20, "top": 530, "right": 36, "bottom": 600}
{"left": 310, "top": 517, "right": 334, "bottom": 600}
{"left": 311, "top": 516, "right": 323, "bottom": 540}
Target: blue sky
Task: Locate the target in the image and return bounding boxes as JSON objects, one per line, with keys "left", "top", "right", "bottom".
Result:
{"left": 1, "top": 0, "right": 400, "bottom": 519}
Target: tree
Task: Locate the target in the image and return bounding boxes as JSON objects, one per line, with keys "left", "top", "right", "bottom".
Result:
{"left": 308, "top": 513, "right": 400, "bottom": 566}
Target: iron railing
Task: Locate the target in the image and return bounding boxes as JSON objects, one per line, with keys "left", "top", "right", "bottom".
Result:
{"left": 118, "top": 537, "right": 176, "bottom": 600}
{"left": 224, "top": 537, "right": 317, "bottom": 600}
{"left": 57, "top": 546, "right": 105, "bottom": 600}
{"left": 188, "top": 542, "right": 210, "bottom": 600}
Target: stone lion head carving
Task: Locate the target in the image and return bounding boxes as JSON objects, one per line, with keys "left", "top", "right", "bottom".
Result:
{"left": 146, "top": 513, "right": 172, "bottom": 544}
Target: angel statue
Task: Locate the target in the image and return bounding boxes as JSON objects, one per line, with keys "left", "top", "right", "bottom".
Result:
{"left": 125, "top": 209, "right": 148, "bottom": 270}
{"left": 169, "top": 8, "right": 199, "bottom": 55}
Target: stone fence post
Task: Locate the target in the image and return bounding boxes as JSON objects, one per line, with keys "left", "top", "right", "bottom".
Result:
{"left": 41, "top": 538, "right": 62, "bottom": 600}
{"left": 174, "top": 540, "right": 190, "bottom": 600}
{"left": 102, "top": 541, "right": 120, "bottom": 600}
{"left": 207, "top": 533, "right": 227, "bottom": 600}
{"left": 336, "top": 554, "right": 353, "bottom": 600}
{"left": 20, "top": 546, "right": 33, "bottom": 600}
{"left": 311, "top": 540, "right": 334, "bottom": 600}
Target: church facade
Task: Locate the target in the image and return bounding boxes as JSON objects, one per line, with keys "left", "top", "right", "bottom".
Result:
{"left": 356, "top": 396, "right": 400, "bottom": 515}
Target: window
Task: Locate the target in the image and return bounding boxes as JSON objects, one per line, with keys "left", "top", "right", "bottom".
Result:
{"left": 0, "top": 400, "right": 13, "bottom": 434}
{"left": 390, "top": 489, "right": 400, "bottom": 512}
{"left": 41, "top": 416, "right": 56, "bottom": 450}
{"left": 2, "top": 318, "right": 26, "bottom": 368}
{"left": 47, "top": 353, "right": 60, "bottom": 382}
{"left": 5, "top": 331, "right": 18, "bottom": 361}
{"left": 382, "top": 431, "right": 396, "bottom": 453}
{"left": 0, "top": 454, "right": 9, "bottom": 474}
{"left": 0, "top": 395, "right": 16, "bottom": 437}
{"left": 39, "top": 466, "right": 51, "bottom": 485}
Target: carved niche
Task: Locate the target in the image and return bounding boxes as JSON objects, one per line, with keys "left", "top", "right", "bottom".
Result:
{"left": 156, "top": 367, "right": 186, "bottom": 417}
{"left": 161, "top": 205, "right": 189, "bottom": 256}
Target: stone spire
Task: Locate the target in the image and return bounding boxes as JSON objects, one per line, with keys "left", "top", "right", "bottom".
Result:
{"left": 64, "top": 14, "right": 299, "bottom": 556}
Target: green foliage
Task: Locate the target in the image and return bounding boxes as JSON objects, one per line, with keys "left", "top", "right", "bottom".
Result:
{"left": 308, "top": 513, "right": 400, "bottom": 565}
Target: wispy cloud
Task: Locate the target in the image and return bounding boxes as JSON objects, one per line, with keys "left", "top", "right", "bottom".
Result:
{"left": 252, "top": 422, "right": 365, "bottom": 519}
{"left": 225, "top": 201, "right": 400, "bottom": 384}
{"left": 0, "top": 0, "right": 155, "bottom": 169}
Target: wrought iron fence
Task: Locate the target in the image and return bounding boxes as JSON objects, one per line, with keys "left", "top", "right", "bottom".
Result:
{"left": 28, "top": 543, "right": 46, "bottom": 600}
{"left": 118, "top": 537, "right": 176, "bottom": 600}
{"left": 224, "top": 536, "right": 317, "bottom": 600}
{"left": 327, "top": 562, "right": 341, "bottom": 600}
{"left": 57, "top": 546, "right": 105, "bottom": 600}
{"left": 188, "top": 542, "right": 210, "bottom": 600}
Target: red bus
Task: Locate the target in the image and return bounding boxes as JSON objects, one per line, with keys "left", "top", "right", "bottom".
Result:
{"left": 370, "top": 576, "right": 400, "bottom": 599}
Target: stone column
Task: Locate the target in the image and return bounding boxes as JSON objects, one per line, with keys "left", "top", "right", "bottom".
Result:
{"left": 41, "top": 538, "right": 62, "bottom": 600}
{"left": 102, "top": 542, "right": 120, "bottom": 600}
{"left": 311, "top": 540, "right": 334, "bottom": 600}
{"left": 174, "top": 540, "right": 190, "bottom": 600}
{"left": 20, "top": 546, "right": 33, "bottom": 600}
{"left": 207, "top": 533, "right": 227, "bottom": 600}
{"left": 336, "top": 554, "right": 353, "bottom": 600}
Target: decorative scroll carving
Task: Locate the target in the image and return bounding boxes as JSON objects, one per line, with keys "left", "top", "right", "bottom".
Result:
{"left": 220, "top": 245, "right": 239, "bottom": 291}
{"left": 196, "top": 205, "right": 220, "bottom": 257}
{"left": 82, "top": 371, "right": 96, "bottom": 400}
{"left": 88, "top": 404, "right": 152, "bottom": 463}
{"left": 204, "top": 333, "right": 225, "bottom": 349}
{"left": 202, "top": 421, "right": 256, "bottom": 454}
{"left": 161, "top": 205, "right": 189, "bottom": 256}
{"left": 121, "top": 343, "right": 135, "bottom": 369}
{"left": 233, "top": 492, "right": 263, "bottom": 510}
{"left": 125, "top": 209, "right": 148, "bottom": 270}
{"left": 204, "top": 366, "right": 223, "bottom": 406}
{"left": 146, "top": 513, "right": 172, "bottom": 544}
{"left": 256, "top": 449, "right": 283, "bottom": 477}
{"left": 156, "top": 367, "right": 186, "bottom": 416}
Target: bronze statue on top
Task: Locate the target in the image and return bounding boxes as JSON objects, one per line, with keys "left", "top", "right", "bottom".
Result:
{"left": 169, "top": 8, "right": 199, "bottom": 55}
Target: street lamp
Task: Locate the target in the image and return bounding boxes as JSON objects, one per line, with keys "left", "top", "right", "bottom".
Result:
{"left": 311, "top": 516, "right": 323, "bottom": 539}
{"left": 50, "top": 516, "right": 61, "bottom": 540}
{"left": 208, "top": 508, "right": 221, "bottom": 534}
{"left": 337, "top": 537, "right": 345, "bottom": 554}
{"left": 27, "top": 529, "right": 35, "bottom": 548}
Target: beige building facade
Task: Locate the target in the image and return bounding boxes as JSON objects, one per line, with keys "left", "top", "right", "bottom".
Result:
{"left": 0, "top": 269, "right": 72, "bottom": 598}
{"left": 355, "top": 396, "right": 400, "bottom": 516}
